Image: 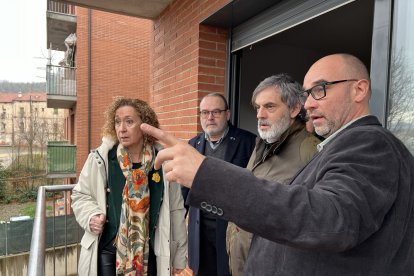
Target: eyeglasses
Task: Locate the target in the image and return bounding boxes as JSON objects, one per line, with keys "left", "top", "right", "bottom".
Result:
{"left": 303, "top": 79, "right": 358, "bottom": 100}
{"left": 199, "top": 109, "right": 227, "bottom": 118}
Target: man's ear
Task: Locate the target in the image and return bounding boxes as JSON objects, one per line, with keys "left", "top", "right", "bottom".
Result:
{"left": 290, "top": 103, "right": 301, "bottom": 119}
{"left": 226, "top": 109, "right": 231, "bottom": 121}
{"left": 353, "top": 79, "right": 370, "bottom": 103}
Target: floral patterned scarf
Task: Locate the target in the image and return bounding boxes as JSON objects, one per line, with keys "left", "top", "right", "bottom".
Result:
{"left": 115, "top": 143, "right": 154, "bottom": 275}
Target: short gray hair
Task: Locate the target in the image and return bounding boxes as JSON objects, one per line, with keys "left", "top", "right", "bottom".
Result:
{"left": 251, "top": 73, "right": 306, "bottom": 121}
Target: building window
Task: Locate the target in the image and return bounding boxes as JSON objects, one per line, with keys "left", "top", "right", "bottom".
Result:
{"left": 19, "top": 121, "right": 25, "bottom": 133}
{"left": 19, "top": 107, "right": 25, "bottom": 118}
{"left": 387, "top": 0, "right": 414, "bottom": 154}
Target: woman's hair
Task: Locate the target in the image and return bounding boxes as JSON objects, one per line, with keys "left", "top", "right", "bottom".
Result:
{"left": 102, "top": 97, "right": 159, "bottom": 146}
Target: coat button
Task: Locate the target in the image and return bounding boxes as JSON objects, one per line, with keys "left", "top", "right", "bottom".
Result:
{"left": 106, "top": 188, "right": 111, "bottom": 192}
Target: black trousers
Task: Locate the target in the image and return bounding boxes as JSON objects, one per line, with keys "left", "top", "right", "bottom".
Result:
{"left": 98, "top": 242, "right": 157, "bottom": 275}
{"left": 198, "top": 217, "right": 218, "bottom": 276}
{"left": 98, "top": 242, "right": 116, "bottom": 276}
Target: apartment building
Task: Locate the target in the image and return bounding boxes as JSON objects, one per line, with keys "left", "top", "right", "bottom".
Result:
{"left": 0, "top": 92, "right": 64, "bottom": 146}
{"left": 46, "top": 1, "right": 152, "bottom": 178}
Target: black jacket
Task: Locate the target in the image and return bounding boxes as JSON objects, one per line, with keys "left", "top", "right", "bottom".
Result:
{"left": 188, "top": 116, "right": 414, "bottom": 275}
{"left": 183, "top": 124, "right": 256, "bottom": 276}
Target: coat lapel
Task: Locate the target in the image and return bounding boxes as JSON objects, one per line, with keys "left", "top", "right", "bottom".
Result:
{"left": 195, "top": 135, "right": 206, "bottom": 154}
{"left": 224, "top": 127, "right": 239, "bottom": 162}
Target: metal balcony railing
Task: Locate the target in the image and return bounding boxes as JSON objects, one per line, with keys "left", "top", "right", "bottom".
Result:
{"left": 46, "top": 65, "right": 77, "bottom": 97}
{"left": 47, "top": 141, "right": 76, "bottom": 177}
{"left": 28, "top": 184, "right": 81, "bottom": 276}
{"left": 47, "top": 0, "right": 75, "bottom": 15}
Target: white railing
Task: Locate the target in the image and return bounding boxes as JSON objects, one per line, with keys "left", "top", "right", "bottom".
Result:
{"left": 46, "top": 65, "right": 77, "bottom": 97}
{"left": 28, "top": 184, "right": 78, "bottom": 276}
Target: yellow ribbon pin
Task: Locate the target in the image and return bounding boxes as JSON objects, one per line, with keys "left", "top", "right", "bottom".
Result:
{"left": 152, "top": 172, "right": 160, "bottom": 183}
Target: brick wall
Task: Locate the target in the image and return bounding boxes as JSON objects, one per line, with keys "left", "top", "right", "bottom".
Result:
{"left": 151, "top": 0, "right": 231, "bottom": 140}
{"left": 73, "top": 0, "right": 230, "bottom": 175}
{"left": 75, "top": 7, "right": 152, "bottom": 172}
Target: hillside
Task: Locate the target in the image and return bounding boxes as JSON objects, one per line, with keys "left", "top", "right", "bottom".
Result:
{"left": 0, "top": 81, "right": 46, "bottom": 93}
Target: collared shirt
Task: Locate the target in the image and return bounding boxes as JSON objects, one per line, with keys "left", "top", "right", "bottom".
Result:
{"left": 317, "top": 115, "right": 370, "bottom": 152}
{"left": 204, "top": 126, "right": 229, "bottom": 150}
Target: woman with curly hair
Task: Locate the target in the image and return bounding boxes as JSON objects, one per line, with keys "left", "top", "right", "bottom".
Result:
{"left": 71, "top": 97, "right": 187, "bottom": 276}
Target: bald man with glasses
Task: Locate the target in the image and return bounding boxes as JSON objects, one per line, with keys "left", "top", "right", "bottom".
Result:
{"left": 182, "top": 93, "right": 256, "bottom": 276}
{"left": 141, "top": 53, "right": 414, "bottom": 275}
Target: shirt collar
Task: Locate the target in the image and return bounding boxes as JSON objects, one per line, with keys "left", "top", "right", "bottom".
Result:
{"left": 317, "top": 115, "right": 370, "bottom": 152}
{"left": 205, "top": 126, "right": 229, "bottom": 150}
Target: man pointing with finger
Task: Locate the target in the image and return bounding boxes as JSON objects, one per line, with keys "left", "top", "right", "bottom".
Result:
{"left": 141, "top": 53, "right": 414, "bottom": 275}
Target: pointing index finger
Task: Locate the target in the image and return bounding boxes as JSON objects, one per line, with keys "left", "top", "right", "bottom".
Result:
{"left": 140, "top": 123, "right": 179, "bottom": 147}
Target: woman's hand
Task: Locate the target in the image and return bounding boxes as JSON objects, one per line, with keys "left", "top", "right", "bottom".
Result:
{"left": 89, "top": 214, "right": 106, "bottom": 235}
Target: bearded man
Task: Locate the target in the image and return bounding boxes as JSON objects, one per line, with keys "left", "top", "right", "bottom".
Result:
{"left": 226, "top": 74, "right": 320, "bottom": 276}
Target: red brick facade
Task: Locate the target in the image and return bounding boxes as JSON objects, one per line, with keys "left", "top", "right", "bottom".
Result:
{"left": 73, "top": 0, "right": 232, "bottom": 176}
{"left": 150, "top": 0, "right": 231, "bottom": 140}
{"left": 75, "top": 8, "right": 152, "bottom": 172}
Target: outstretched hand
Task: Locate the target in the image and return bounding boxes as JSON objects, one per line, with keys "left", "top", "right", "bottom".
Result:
{"left": 140, "top": 123, "right": 205, "bottom": 188}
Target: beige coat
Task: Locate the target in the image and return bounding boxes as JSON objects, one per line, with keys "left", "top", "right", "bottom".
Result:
{"left": 71, "top": 137, "right": 187, "bottom": 276}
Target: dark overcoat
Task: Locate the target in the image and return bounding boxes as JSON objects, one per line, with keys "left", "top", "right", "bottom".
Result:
{"left": 182, "top": 124, "right": 256, "bottom": 275}
{"left": 188, "top": 116, "right": 414, "bottom": 275}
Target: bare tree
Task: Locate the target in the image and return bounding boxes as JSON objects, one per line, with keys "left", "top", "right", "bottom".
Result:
{"left": 387, "top": 49, "right": 414, "bottom": 153}
{"left": 13, "top": 102, "right": 65, "bottom": 171}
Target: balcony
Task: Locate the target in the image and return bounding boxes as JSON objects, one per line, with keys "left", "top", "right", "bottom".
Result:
{"left": 47, "top": 0, "right": 77, "bottom": 51}
{"left": 46, "top": 65, "right": 77, "bottom": 109}
{"left": 50, "top": 0, "right": 173, "bottom": 19}
{"left": 47, "top": 141, "right": 77, "bottom": 178}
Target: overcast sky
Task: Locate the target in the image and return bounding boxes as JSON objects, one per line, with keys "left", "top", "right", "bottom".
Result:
{"left": 0, "top": 0, "right": 49, "bottom": 83}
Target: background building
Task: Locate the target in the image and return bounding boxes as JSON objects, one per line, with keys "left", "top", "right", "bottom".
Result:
{"left": 0, "top": 92, "right": 64, "bottom": 146}
{"left": 0, "top": 92, "right": 65, "bottom": 168}
{"left": 46, "top": 1, "right": 152, "bottom": 179}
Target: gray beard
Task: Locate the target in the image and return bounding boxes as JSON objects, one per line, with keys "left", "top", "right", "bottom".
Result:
{"left": 258, "top": 113, "right": 291, "bottom": 143}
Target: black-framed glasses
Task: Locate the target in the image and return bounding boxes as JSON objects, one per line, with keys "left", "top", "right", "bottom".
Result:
{"left": 303, "top": 79, "right": 358, "bottom": 100}
{"left": 200, "top": 109, "right": 227, "bottom": 118}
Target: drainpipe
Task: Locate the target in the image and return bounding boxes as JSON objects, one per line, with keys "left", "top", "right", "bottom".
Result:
{"left": 88, "top": 9, "right": 92, "bottom": 151}
{"left": 227, "top": 3, "right": 238, "bottom": 126}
